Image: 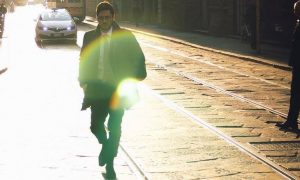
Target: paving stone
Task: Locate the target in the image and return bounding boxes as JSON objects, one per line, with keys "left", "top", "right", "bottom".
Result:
{"left": 262, "top": 150, "right": 297, "bottom": 157}
{"left": 280, "top": 162, "right": 300, "bottom": 171}
{"left": 122, "top": 89, "right": 283, "bottom": 179}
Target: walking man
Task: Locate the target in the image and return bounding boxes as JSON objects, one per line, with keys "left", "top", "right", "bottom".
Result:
{"left": 79, "top": 2, "right": 147, "bottom": 178}
{"left": 276, "top": 0, "right": 300, "bottom": 131}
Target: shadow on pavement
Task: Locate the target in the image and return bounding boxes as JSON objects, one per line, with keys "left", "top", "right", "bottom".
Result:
{"left": 102, "top": 172, "right": 117, "bottom": 180}
{"left": 278, "top": 128, "right": 300, "bottom": 138}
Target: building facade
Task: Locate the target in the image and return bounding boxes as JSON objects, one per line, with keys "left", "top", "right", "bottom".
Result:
{"left": 159, "top": 0, "right": 297, "bottom": 45}
{"left": 85, "top": 0, "right": 298, "bottom": 46}
{"left": 85, "top": 0, "right": 121, "bottom": 19}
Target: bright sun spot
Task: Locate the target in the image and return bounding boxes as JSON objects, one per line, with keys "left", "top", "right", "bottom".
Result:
{"left": 111, "top": 78, "right": 140, "bottom": 109}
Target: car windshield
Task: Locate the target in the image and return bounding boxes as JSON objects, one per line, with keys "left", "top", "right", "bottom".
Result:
{"left": 40, "top": 10, "right": 71, "bottom": 21}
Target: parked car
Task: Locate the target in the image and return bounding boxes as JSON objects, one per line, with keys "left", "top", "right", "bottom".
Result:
{"left": 35, "top": 8, "right": 77, "bottom": 44}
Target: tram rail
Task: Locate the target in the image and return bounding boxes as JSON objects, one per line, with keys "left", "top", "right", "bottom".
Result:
{"left": 150, "top": 63, "right": 288, "bottom": 119}
{"left": 132, "top": 61, "right": 298, "bottom": 178}
{"left": 82, "top": 21, "right": 299, "bottom": 179}
{"left": 119, "top": 143, "right": 150, "bottom": 180}
{"left": 129, "top": 28, "right": 299, "bottom": 178}
{"left": 142, "top": 84, "right": 297, "bottom": 180}
{"left": 133, "top": 32, "right": 296, "bottom": 122}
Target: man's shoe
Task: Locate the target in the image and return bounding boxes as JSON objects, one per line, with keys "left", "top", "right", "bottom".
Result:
{"left": 105, "top": 164, "right": 116, "bottom": 179}
{"left": 276, "top": 121, "right": 298, "bottom": 130}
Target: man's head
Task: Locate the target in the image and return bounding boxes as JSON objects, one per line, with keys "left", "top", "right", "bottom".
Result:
{"left": 294, "top": 0, "right": 300, "bottom": 17}
{"left": 96, "top": 2, "right": 115, "bottom": 32}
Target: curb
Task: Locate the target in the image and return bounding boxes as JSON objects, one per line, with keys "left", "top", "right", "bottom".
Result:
{"left": 84, "top": 17, "right": 291, "bottom": 71}
{"left": 124, "top": 27, "right": 291, "bottom": 71}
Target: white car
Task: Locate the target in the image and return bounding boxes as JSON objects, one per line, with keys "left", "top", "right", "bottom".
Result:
{"left": 35, "top": 8, "right": 77, "bottom": 44}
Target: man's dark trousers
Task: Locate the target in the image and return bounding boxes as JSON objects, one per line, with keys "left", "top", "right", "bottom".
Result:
{"left": 286, "top": 68, "right": 300, "bottom": 125}
{"left": 90, "top": 98, "right": 124, "bottom": 161}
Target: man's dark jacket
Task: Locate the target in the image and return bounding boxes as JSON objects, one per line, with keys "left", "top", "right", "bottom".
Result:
{"left": 79, "top": 22, "right": 147, "bottom": 99}
{"left": 289, "top": 21, "right": 300, "bottom": 69}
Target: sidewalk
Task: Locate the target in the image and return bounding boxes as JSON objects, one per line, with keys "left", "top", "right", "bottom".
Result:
{"left": 86, "top": 16, "right": 291, "bottom": 71}
{"left": 122, "top": 22, "right": 291, "bottom": 70}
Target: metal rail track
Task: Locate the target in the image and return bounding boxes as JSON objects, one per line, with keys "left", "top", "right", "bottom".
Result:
{"left": 134, "top": 34, "right": 300, "bottom": 178}
{"left": 141, "top": 42, "right": 290, "bottom": 90}
{"left": 141, "top": 84, "right": 297, "bottom": 180}
{"left": 119, "top": 143, "right": 150, "bottom": 180}
{"left": 150, "top": 62, "right": 288, "bottom": 119}
{"left": 139, "top": 39, "right": 297, "bottom": 121}
{"left": 127, "top": 28, "right": 296, "bottom": 179}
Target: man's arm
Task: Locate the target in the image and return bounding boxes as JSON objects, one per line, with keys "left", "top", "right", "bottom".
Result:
{"left": 79, "top": 32, "right": 88, "bottom": 87}
{"left": 127, "top": 31, "right": 147, "bottom": 81}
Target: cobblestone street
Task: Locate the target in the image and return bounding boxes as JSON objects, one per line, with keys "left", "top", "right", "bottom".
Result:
{"left": 0, "top": 5, "right": 299, "bottom": 180}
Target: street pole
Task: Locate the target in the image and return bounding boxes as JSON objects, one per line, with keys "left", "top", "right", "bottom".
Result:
{"left": 256, "top": 0, "right": 261, "bottom": 53}
{"left": 158, "top": 0, "right": 162, "bottom": 24}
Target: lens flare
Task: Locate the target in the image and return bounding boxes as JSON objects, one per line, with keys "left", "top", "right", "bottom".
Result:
{"left": 111, "top": 78, "right": 140, "bottom": 109}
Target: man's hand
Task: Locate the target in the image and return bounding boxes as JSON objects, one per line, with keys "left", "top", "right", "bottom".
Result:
{"left": 81, "top": 98, "right": 91, "bottom": 111}
{"left": 80, "top": 83, "right": 90, "bottom": 110}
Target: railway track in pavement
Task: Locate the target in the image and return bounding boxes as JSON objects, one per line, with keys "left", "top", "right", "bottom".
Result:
{"left": 128, "top": 30, "right": 300, "bottom": 178}
{"left": 133, "top": 31, "right": 293, "bottom": 122}
{"left": 83, "top": 21, "right": 300, "bottom": 179}
{"left": 126, "top": 64, "right": 297, "bottom": 179}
